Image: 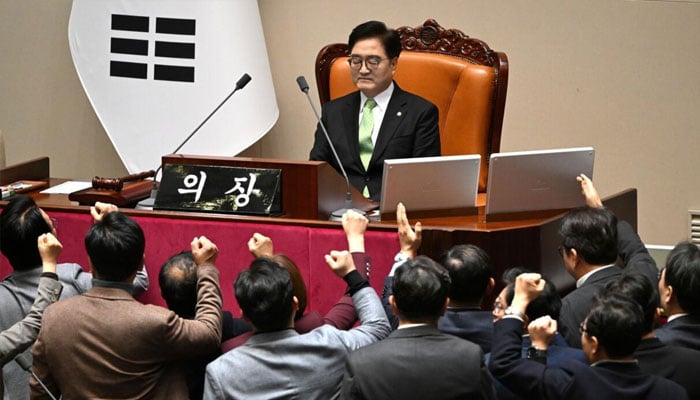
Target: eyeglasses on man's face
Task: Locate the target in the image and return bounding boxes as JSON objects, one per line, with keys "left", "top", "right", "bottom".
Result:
{"left": 578, "top": 321, "right": 588, "bottom": 334}
{"left": 348, "top": 55, "right": 388, "bottom": 70}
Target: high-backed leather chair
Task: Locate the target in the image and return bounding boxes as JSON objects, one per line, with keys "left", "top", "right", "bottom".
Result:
{"left": 315, "top": 19, "right": 508, "bottom": 192}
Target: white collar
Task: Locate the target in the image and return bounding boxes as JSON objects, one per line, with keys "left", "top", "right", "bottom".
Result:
{"left": 359, "top": 81, "right": 394, "bottom": 112}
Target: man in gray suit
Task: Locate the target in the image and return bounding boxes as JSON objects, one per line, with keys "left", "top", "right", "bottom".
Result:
{"left": 0, "top": 196, "right": 149, "bottom": 399}
{"left": 342, "top": 256, "right": 495, "bottom": 399}
{"left": 203, "top": 211, "right": 390, "bottom": 400}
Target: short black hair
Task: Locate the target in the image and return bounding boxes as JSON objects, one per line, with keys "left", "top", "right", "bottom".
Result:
{"left": 84, "top": 211, "right": 145, "bottom": 282}
{"left": 440, "top": 244, "right": 493, "bottom": 303}
{"left": 664, "top": 241, "right": 700, "bottom": 315}
{"left": 159, "top": 251, "right": 198, "bottom": 318}
{"left": 348, "top": 20, "right": 401, "bottom": 59}
{"left": 596, "top": 272, "right": 658, "bottom": 334}
{"left": 559, "top": 207, "right": 618, "bottom": 265}
{"left": 503, "top": 267, "right": 562, "bottom": 320}
{"left": 585, "top": 294, "right": 644, "bottom": 357}
{"left": 392, "top": 256, "right": 451, "bottom": 320}
{"left": 234, "top": 257, "right": 294, "bottom": 332}
{"left": 0, "top": 194, "right": 52, "bottom": 270}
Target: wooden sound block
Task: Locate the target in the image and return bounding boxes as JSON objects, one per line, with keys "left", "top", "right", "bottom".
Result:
{"left": 69, "top": 180, "right": 153, "bottom": 207}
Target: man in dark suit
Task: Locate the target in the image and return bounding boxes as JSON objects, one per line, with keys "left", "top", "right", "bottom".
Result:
{"left": 309, "top": 20, "right": 440, "bottom": 201}
{"left": 31, "top": 212, "right": 222, "bottom": 399}
{"left": 655, "top": 241, "right": 700, "bottom": 351}
{"left": 342, "top": 256, "right": 495, "bottom": 400}
{"left": 599, "top": 272, "right": 700, "bottom": 398}
{"left": 490, "top": 273, "right": 688, "bottom": 400}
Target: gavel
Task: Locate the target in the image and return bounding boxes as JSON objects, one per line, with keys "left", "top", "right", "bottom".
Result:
{"left": 92, "top": 170, "right": 155, "bottom": 192}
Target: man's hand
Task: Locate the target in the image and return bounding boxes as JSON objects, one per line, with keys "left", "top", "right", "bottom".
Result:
{"left": 37, "top": 233, "right": 62, "bottom": 274}
{"left": 90, "top": 202, "right": 119, "bottom": 222}
{"left": 191, "top": 236, "right": 219, "bottom": 266}
{"left": 343, "top": 210, "right": 368, "bottom": 253}
{"left": 528, "top": 315, "right": 557, "bottom": 350}
{"left": 577, "top": 173, "right": 603, "bottom": 208}
{"left": 248, "top": 233, "right": 273, "bottom": 258}
{"left": 511, "top": 273, "right": 545, "bottom": 313}
{"left": 397, "top": 203, "right": 421, "bottom": 258}
{"left": 325, "top": 250, "right": 356, "bottom": 278}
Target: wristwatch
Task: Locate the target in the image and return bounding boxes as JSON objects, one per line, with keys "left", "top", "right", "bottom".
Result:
{"left": 504, "top": 306, "right": 526, "bottom": 321}
{"left": 526, "top": 346, "right": 548, "bottom": 364}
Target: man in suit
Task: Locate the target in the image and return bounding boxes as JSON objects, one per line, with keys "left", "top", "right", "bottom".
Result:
{"left": 342, "top": 256, "right": 495, "bottom": 400}
{"left": 490, "top": 273, "right": 687, "bottom": 400}
{"left": 30, "top": 212, "right": 222, "bottom": 399}
{"left": 558, "top": 174, "right": 658, "bottom": 347}
{"left": 655, "top": 241, "right": 700, "bottom": 351}
{"left": 204, "top": 211, "right": 390, "bottom": 400}
{"left": 599, "top": 272, "right": 700, "bottom": 398}
{"left": 0, "top": 196, "right": 149, "bottom": 399}
{"left": 309, "top": 20, "right": 440, "bottom": 201}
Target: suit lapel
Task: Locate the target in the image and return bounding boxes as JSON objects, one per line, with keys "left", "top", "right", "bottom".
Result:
{"left": 371, "top": 85, "right": 407, "bottom": 167}
{"left": 341, "top": 93, "right": 363, "bottom": 169}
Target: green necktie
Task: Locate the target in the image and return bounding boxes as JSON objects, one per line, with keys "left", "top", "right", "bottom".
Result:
{"left": 358, "top": 98, "right": 377, "bottom": 197}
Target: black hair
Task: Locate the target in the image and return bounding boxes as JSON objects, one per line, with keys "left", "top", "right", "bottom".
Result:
{"left": 84, "top": 211, "right": 145, "bottom": 281}
{"left": 440, "top": 244, "right": 493, "bottom": 303}
{"left": 234, "top": 257, "right": 294, "bottom": 332}
{"left": 596, "top": 272, "right": 658, "bottom": 334}
{"left": 392, "top": 256, "right": 451, "bottom": 320}
{"left": 585, "top": 294, "right": 644, "bottom": 357}
{"left": 559, "top": 207, "right": 618, "bottom": 265}
{"left": 0, "top": 194, "right": 52, "bottom": 270}
{"left": 503, "top": 267, "right": 562, "bottom": 320}
{"left": 159, "top": 251, "right": 198, "bottom": 318}
{"left": 664, "top": 241, "right": 700, "bottom": 315}
{"left": 348, "top": 20, "right": 401, "bottom": 59}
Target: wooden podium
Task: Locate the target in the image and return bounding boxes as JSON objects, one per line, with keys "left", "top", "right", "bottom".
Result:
{"left": 160, "top": 154, "right": 376, "bottom": 220}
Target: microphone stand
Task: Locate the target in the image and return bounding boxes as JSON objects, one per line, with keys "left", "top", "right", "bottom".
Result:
{"left": 136, "top": 73, "right": 252, "bottom": 210}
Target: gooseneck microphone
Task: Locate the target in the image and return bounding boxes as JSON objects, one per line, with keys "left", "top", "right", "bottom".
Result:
{"left": 15, "top": 354, "right": 58, "bottom": 400}
{"left": 296, "top": 75, "right": 366, "bottom": 221}
{"left": 136, "top": 73, "right": 252, "bottom": 209}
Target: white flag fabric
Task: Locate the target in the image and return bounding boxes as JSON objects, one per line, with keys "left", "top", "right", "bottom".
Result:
{"left": 69, "top": 0, "right": 278, "bottom": 174}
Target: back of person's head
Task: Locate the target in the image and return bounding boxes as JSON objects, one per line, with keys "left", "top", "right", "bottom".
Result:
{"left": 664, "top": 241, "right": 700, "bottom": 315}
{"left": 596, "top": 272, "right": 658, "bottom": 334}
{"left": 0, "top": 194, "right": 52, "bottom": 270}
{"left": 585, "top": 294, "right": 644, "bottom": 358}
{"left": 392, "top": 256, "right": 451, "bottom": 321}
{"left": 235, "top": 257, "right": 294, "bottom": 332}
{"left": 440, "top": 244, "right": 493, "bottom": 303}
{"left": 559, "top": 206, "right": 618, "bottom": 266}
{"left": 272, "top": 254, "right": 307, "bottom": 319}
{"left": 348, "top": 20, "right": 401, "bottom": 59}
{"left": 503, "top": 268, "right": 562, "bottom": 320}
{"left": 159, "top": 251, "right": 198, "bottom": 318}
{"left": 84, "top": 211, "right": 145, "bottom": 282}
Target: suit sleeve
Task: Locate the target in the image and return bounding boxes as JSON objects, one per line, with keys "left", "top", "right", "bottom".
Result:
{"left": 410, "top": 102, "right": 441, "bottom": 157}
{"left": 309, "top": 104, "right": 332, "bottom": 163}
{"left": 617, "top": 220, "right": 658, "bottom": 286}
{"left": 0, "top": 277, "right": 62, "bottom": 366}
{"left": 335, "top": 286, "right": 390, "bottom": 350}
{"left": 323, "top": 252, "right": 370, "bottom": 330}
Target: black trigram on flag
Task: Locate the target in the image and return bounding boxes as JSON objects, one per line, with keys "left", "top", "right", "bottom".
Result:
{"left": 110, "top": 14, "right": 196, "bottom": 82}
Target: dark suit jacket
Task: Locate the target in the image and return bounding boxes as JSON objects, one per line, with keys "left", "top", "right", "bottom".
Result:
{"left": 309, "top": 83, "right": 440, "bottom": 201}
{"left": 342, "top": 325, "right": 495, "bottom": 400}
{"left": 438, "top": 307, "right": 494, "bottom": 353}
{"left": 490, "top": 318, "right": 688, "bottom": 400}
{"left": 654, "top": 314, "right": 700, "bottom": 351}
{"left": 31, "top": 264, "right": 221, "bottom": 400}
{"left": 559, "top": 266, "right": 622, "bottom": 348}
{"left": 635, "top": 336, "right": 700, "bottom": 398}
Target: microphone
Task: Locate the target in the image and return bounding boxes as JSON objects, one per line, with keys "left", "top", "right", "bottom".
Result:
{"left": 15, "top": 354, "right": 58, "bottom": 400}
{"left": 136, "top": 73, "right": 252, "bottom": 209}
{"left": 296, "top": 75, "right": 366, "bottom": 221}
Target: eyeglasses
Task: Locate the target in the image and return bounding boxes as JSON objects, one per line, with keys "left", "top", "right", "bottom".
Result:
{"left": 557, "top": 246, "right": 567, "bottom": 257}
{"left": 347, "top": 55, "right": 388, "bottom": 70}
{"left": 493, "top": 299, "right": 506, "bottom": 312}
{"left": 657, "top": 267, "right": 665, "bottom": 281}
{"left": 578, "top": 321, "right": 588, "bottom": 334}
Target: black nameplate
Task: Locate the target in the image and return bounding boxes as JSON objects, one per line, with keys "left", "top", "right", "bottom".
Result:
{"left": 154, "top": 164, "right": 281, "bottom": 215}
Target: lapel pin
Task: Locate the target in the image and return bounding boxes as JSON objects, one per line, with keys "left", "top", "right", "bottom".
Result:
{"left": 396, "top": 111, "right": 402, "bottom": 117}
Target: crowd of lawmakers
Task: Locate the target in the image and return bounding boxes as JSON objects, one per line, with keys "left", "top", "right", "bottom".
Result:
{"left": 0, "top": 173, "right": 698, "bottom": 400}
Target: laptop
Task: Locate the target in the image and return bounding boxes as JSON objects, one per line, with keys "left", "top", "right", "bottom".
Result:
{"left": 379, "top": 154, "right": 481, "bottom": 219}
{"left": 485, "top": 147, "right": 595, "bottom": 217}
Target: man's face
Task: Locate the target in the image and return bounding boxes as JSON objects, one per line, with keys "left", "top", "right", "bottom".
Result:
{"left": 349, "top": 37, "right": 397, "bottom": 98}
{"left": 492, "top": 287, "right": 508, "bottom": 323}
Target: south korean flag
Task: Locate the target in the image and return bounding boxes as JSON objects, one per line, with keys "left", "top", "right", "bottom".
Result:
{"left": 69, "top": 0, "right": 278, "bottom": 174}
